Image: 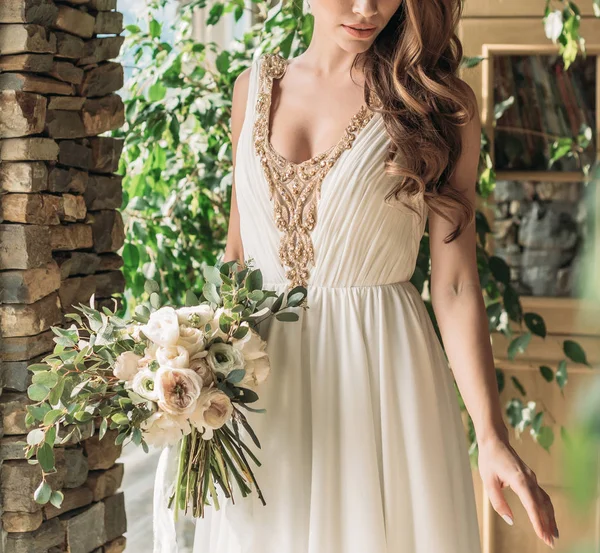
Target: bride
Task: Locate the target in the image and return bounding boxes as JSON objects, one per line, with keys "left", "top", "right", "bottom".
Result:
{"left": 154, "top": 0, "right": 559, "bottom": 550}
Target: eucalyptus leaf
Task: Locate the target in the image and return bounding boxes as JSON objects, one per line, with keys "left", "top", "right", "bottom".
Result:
{"left": 34, "top": 481, "right": 52, "bottom": 504}
{"left": 204, "top": 265, "right": 223, "bottom": 286}
{"left": 49, "top": 490, "right": 64, "bottom": 509}
{"left": 27, "top": 429, "right": 45, "bottom": 446}
{"left": 275, "top": 311, "right": 299, "bottom": 322}
{"left": 27, "top": 384, "right": 50, "bottom": 402}
{"left": 37, "top": 443, "right": 55, "bottom": 472}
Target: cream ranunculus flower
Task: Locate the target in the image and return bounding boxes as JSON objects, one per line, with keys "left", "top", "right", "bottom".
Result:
{"left": 176, "top": 304, "right": 214, "bottom": 328}
{"left": 131, "top": 368, "right": 159, "bottom": 402}
{"left": 113, "top": 351, "right": 143, "bottom": 382}
{"left": 155, "top": 366, "right": 203, "bottom": 416}
{"left": 177, "top": 325, "right": 206, "bottom": 358}
{"left": 241, "top": 355, "right": 271, "bottom": 388}
{"left": 206, "top": 342, "right": 245, "bottom": 377}
{"left": 156, "top": 345, "right": 190, "bottom": 369}
{"left": 189, "top": 354, "right": 215, "bottom": 387}
{"left": 189, "top": 388, "right": 233, "bottom": 440}
{"left": 232, "top": 325, "right": 270, "bottom": 387}
{"left": 140, "top": 412, "right": 191, "bottom": 448}
{"left": 140, "top": 306, "right": 180, "bottom": 347}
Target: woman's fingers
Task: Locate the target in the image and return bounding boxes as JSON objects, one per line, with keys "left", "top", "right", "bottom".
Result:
{"left": 485, "top": 475, "right": 514, "bottom": 525}
{"left": 509, "top": 471, "right": 555, "bottom": 548}
{"left": 541, "top": 487, "right": 559, "bottom": 538}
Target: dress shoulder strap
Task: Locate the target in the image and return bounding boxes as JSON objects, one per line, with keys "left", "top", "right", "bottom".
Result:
{"left": 244, "top": 53, "right": 287, "bottom": 132}
{"left": 243, "top": 55, "right": 261, "bottom": 130}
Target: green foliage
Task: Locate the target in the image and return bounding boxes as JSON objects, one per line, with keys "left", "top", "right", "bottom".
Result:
{"left": 114, "top": 0, "right": 596, "bottom": 466}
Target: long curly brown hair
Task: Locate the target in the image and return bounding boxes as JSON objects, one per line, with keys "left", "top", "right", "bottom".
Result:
{"left": 355, "top": 0, "right": 478, "bottom": 243}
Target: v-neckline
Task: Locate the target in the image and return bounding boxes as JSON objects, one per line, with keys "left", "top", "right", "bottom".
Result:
{"left": 262, "top": 53, "right": 379, "bottom": 169}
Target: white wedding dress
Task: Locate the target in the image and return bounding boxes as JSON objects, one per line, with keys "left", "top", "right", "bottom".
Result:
{"left": 154, "top": 52, "right": 482, "bottom": 553}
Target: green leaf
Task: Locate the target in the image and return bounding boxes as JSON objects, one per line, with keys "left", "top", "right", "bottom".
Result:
{"left": 287, "top": 292, "right": 305, "bottom": 307}
{"left": 226, "top": 369, "right": 246, "bottom": 384}
{"left": 232, "top": 325, "right": 249, "bottom": 339}
{"left": 37, "top": 443, "right": 55, "bottom": 472}
{"left": 50, "top": 490, "right": 64, "bottom": 508}
{"left": 503, "top": 285, "right": 522, "bottom": 323}
{"left": 524, "top": 312, "right": 546, "bottom": 338}
{"left": 149, "top": 18, "right": 162, "bottom": 39}
{"left": 34, "top": 481, "right": 52, "bottom": 504}
{"left": 45, "top": 426, "right": 56, "bottom": 447}
{"left": 535, "top": 426, "right": 555, "bottom": 452}
{"left": 111, "top": 413, "right": 129, "bottom": 426}
{"left": 99, "top": 418, "right": 108, "bottom": 440}
{"left": 144, "top": 279, "right": 160, "bottom": 295}
{"left": 132, "top": 428, "right": 143, "bottom": 446}
{"left": 27, "top": 429, "right": 45, "bottom": 446}
{"left": 556, "top": 360, "right": 568, "bottom": 390}
{"left": 48, "top": 377, "right": 65, "bottom": 405}
{"left": 185, "top": 289, "right": 199, "bottom": 306}
{"left": 42, "top": 409, "right": 63, "bottom": 426}
{"left": 148, "top": 81, "right": 166, "bottom": 102}
{"left": 203, "top": 265, "right": 223, "bottom": 286}
{"left": 27, "top": 384, "right": 50, "bottom": 402}
{"left": 122, "top": 243, "right": 140, "bottom": 269}
{"left": 539, "top": 365, "right": 554, "bottom": 382}
{"left": 270, "top": 293, "right": 284, "bottom": 313}
{"left": 245, "top": 269, "right": 263, "bottom": 292}
{"left": 275, "top": 311, "right": 299, "bottom": 322}
{"left": 510, "top": 376, "right": 527, "bottom": 396}
{"left": 203, "top": 282, "right": 220, "bottom": 305}
{"left": 563, "top": 339, "right": 589, "bottom": 366}
{"left": 507, "top": 332, "right": 532, "bottom": 361}
{"left": 489, "top": 256, "right": 511, "bottom": 285}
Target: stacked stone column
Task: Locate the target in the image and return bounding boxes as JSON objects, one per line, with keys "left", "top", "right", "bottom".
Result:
{"left": 0, "top": 0, "right": 127, "bottom": 551}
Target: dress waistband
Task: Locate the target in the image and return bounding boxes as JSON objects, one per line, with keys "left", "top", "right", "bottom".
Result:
{"left": 262, "top": 280, "right": 412, "bottom": 290}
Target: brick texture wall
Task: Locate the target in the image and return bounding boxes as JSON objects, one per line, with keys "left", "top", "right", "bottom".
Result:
{"left": 0, "top": 0, "right": 127, "bottom": 551}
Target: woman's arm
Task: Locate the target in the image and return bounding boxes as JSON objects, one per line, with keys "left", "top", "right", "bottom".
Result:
{"left": 222, "top": 66, "right": 251, "bottom": 265}
{"left": 428, "top": 84, "right": 559, "bottom": 548}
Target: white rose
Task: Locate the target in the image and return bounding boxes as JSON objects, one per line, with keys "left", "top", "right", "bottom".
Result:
{"left": 232, "top": 325, "right": 267, "bottom": 359}
{"left": 177, "top": 325, "right": 206, "bottom": 358}
{"left": 189, "top": 388, "right": 233, "bottom": 440}
{"left": 113, "top": 351, "right": 142, "bottom": 382}
{"left": 140, "top": 306, "right": 180, "bottom": 347}
{"left": 141, "top": 412, "right": 191, "bottom": 448}
{"left": 206, "top": 342, "right": 245, "bottom": 377}
{"left": 155, "top": 366, "right": 203, "bottom": 416}
{"left": 131, "top": 368, "right": 159, "bottom": 402}
{"left": 176, "top": 305, "right": 214, "bottom": 328}
{"left": 241, "top": 355, "right": 270, "bottom": 388}
{"left": 156, "top": 345, "right": 189, "bottom": 369}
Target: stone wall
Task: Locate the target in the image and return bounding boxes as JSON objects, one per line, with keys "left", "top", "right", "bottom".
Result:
{"left": 0, "top": 0, "right": 127, "bottom": 551}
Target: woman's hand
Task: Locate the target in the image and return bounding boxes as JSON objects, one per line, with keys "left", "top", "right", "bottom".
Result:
{"left": 477, "top": 434, "right": 559, "bottom": 549}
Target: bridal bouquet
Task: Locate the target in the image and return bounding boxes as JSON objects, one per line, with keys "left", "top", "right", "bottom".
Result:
{"left": 24, "top": 260, "right": 307, "bottom": 518}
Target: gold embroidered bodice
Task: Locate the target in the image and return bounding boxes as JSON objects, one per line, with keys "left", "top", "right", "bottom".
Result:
{"left": 253, "top": 52, "right": 382, "bottom": 289}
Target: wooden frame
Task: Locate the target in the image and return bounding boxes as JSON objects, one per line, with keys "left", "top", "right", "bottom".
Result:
{"left": 478, "top": 42, "right": 600, "bottom": 332}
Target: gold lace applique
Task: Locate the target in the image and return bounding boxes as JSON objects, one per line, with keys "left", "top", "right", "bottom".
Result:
{"left": 253, "top": 52, "right": 380, "bottom": 289}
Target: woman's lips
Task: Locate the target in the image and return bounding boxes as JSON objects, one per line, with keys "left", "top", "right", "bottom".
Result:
{"left": 342, "top": 24, "right": 377, "bottom": 38}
